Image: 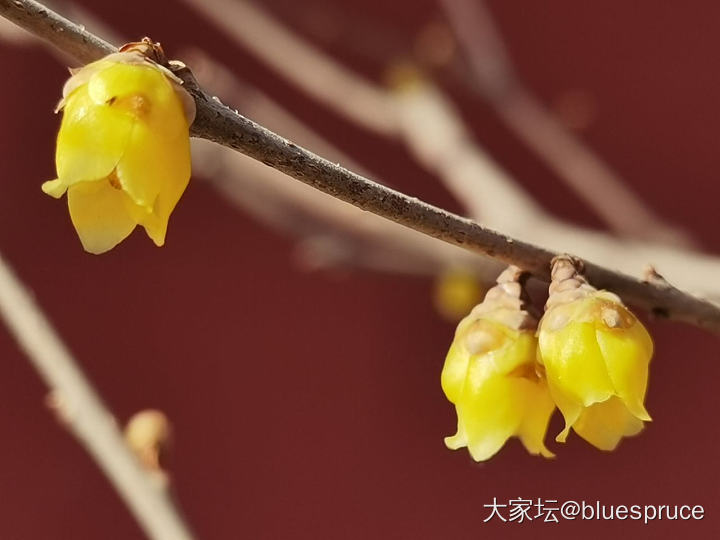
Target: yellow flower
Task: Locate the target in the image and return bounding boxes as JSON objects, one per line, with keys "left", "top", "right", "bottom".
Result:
{"left": 537, "top": 256, "right": 653, "bottom": 451}
{"left": 441, "top": 267, "right": 555, "bottom": 461}
{"left": 433, "top": 268, "right": 485, "bottom": 322}
{"left": 42, "top": 41, "right": 195, "bottom": 254}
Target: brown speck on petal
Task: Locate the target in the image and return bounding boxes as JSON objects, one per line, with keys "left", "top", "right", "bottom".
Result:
{"left": 108, "top": 170, "right": 122, "bottom": 190}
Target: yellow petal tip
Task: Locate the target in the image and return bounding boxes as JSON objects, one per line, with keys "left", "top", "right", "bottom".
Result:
{"left": 539, "top": 447, "right": 556, "bottom": 459}
{"left": 42, "top": 179, "right": 67, "bottom": 198}
{"left": 444, "top": 433, "right": 465, "bottom": 451}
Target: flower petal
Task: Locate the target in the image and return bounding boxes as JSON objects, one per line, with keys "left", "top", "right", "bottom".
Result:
{"left": 94, "top": 63, "right": 190, "bottom": 210}
{"left": 55, "top": 87, "right": 134, "bottom": 186}
{"left": 539, "top": 320, "right": 615, "bottom": 407}
{"left": 546, "top": 380, "right": 582, "bottom": 443}
{"left": 489, "top": 331, "right": 537, "bottom": 376}
{"left": 441, "top": 342, "right": 471, "bottom": 404}
{"left": 596, "top": 323, "right": 653, "bottom": 421}
{"left": 41, "top": 179, "right": 67, "bottom": 199}
{"left": 132, "top": 132, "right": 191, "bottom": 246}
{"left": 460, "top": 375, "right": 525, "bottom": 461}
{"left": 517, "top": 380, "right": 556, "bottom": 457}
{"left": 67, "top": 179, "right": 138, "bottom": 254}
{"left": 572, "top": 396, "right": 644, "bottom": 451}
{"left": 444, "top": 410, "right": 468, "bottom": 450}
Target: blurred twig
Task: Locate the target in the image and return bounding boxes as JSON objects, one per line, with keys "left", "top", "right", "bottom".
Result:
{"left": 179, "top": 0, "right": 720, "bottom": 296}
{"left": 0, "top": 5, "right": 497, "bottom": 279}
{"left": 182, "top": 0, "right": 545, "bottom": 228}
{"left": 183, "top": 0, "right": 398, "bottom": 136}
{"left": 439, "top": 0, "right": 693, "bottom": 247}
{"left": 0, "top": 253, "right": 195, "bottom": 540}
{"left": 184, "top": 0, "right": 690, "bottom": 247}
{"left": 188, "top": 55, "right": 718, "bottom": 297}
{"left": 2, "top": 0, "right": 720, "bottom": 333}
{"left": 194, "top": 136, "right": 496, "bottom": 275}
{"left": 187, "top": 50, "right": 496, "bottom": 276}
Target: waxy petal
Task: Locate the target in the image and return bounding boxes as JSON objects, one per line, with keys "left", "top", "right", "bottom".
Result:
{"left": 540, "top": 320, "right": 615, "bottom": 407}
{"left": 441, "top": 342, "right": 471, "bottom": 404}
{"left": 517, "top": 381, "right": 556, "bottom": 458}
{"left": 67, "top": 180, "right": 138, "bottom": 254}
{"left": 461, "top": 376, "right": 525, "bottom": 461}
{"left": 572, "top": 396, "right": 644, "bottom": 451}
{"left": 55, "top": 87, "right": 134, "bottom": 186}
{"left": 596, "top": 323, "right": 653, "bottom": 421}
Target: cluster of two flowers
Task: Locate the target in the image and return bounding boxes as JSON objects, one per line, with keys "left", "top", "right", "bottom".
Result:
{"left": 442, "top": 257, "right": 653, "bottom": 461}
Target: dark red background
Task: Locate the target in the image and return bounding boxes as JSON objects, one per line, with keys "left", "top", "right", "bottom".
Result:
{"left": 1, "top": 1, "right": 719, "bottom": 538}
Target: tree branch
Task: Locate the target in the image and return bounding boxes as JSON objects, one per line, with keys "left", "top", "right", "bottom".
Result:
{"left": 185, "top": 49, "right": 498, "bottom": 276}
{"left": 185, "top": 0, "right": 399, "bottom": 136}
{"left": 2, "top": 0, "right": 720, "bottom": 333}
{"left": 177, "top": 0, "right": 720, "bottom": 303}
{"left": 439, "top": 0, "right": 694, "bottom": 247}
{"left": 0, "top": 252, "right": 195, "bottom": 540}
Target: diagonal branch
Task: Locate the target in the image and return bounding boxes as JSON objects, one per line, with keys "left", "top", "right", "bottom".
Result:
{"left": 185, "top": 51, "right": 491, "bottom": 276}
{"left": 439, "top": 0, "right": 694, "bottom": 247}
{"left": 182, "top": 0, "right": 399, "bottom": 136}
{"left": 1, "top": 0, "right": 720, "bottom": 333}
{"left": 0, "top": 252, "right": 195, "bottom": 540}
{"left": 177, "top": 0, "right": 720, "bottom": 304}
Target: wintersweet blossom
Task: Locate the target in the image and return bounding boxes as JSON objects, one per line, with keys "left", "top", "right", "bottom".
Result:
{"left": 42, "top": 40, "right": 195, "bottom": 254}
{"left": 537, "top": 256, "right": 653, "bottom": 451}
{"left": 441, "top": 267, "right": 555, "bottom": 461}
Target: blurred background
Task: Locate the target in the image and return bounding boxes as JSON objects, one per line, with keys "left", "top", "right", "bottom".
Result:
{"left": 1, "top": 1, "right": 720, "bottom": 538}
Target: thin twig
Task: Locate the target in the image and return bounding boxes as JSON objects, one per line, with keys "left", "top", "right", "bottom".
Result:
{"left": 177, "top": 0, "right": 720, "bottom": 300}
{"left": 439, "top": 0, "right": 694, "bottom": 247}
{"left": 0, "top": 7, "right": 496, "bottom": 279}
{"left": 0, "top": 252, "right": 195, "bottom": 540}
{"left": 0, "top": 0, "right": 114, "bottom": 61}
{"left": 185, "top": 0, "right": 688, "bottom": 246}
{"left": 194, "top": 137, "right": 497, "bottom": 276}
{"left": 183, "top": 0, "right": 398, "bottom": 136}
{"left": 186, "top": 49, "right": 495, "bottom": 276}
{"left": 186, "top": 52, "right": 720, "bottom": 293}
{"left": 189, "top": 88, "right": 720, "bottom": 332}
{"left": 1, "top": 0, "right": 719, "bottom": 333}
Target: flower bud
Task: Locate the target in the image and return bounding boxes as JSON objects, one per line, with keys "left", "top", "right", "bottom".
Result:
{"left": 42, "top": 39, "right": 195, "bottom": 254}
{"left": 125, "top": 409, "right": 172, "bottom": 489}
{"left": 537, "top": 256, "right": 653, "bottom": 451}
{"left": 441, "top": 266, "right": 555, "bottom": 461}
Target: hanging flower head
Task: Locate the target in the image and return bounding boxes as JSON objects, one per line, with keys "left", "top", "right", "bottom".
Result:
{"left": 537, "top": 255, "right": 653, "bottom": 451}
{"left": 441, "top": 266, "right": 555, "bottom": 461}
{"left": 42, "top": 39, "right": 195, "bottom": 254}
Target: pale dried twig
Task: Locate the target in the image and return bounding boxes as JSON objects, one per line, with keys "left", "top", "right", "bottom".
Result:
{"left": 187, "top": 50, "right": 495, "bottom": 276}
{"left": 193, "top": 138, "right": 496, "bottom": 276}
{"left": 439, "top": 0, "right": 694, "bottom": 247}
{"left": 182, "top": 0, "right": 398, "bottom": 136}
{"left": 389, "top": 77, "right": 720, "bottom": 298}
{"left": 185, "top": 0, "right": 688, "bottom": 246}
{"left": 1, "top": 0, "right": 719, "bottom": 333}
{"left": 0, "top": 6, "right": 497, "bottom": 279}
{"left": 178, "top": 0, "right": 720, "bottom": 300}
{"left": 188, "top": 52, "right": 718, "bottom": 294}
{"left": 0, "top": 252, "right": 195, "bottom": 540}
{"left": 190, "top": 60, "right": 720, "bottom": 296}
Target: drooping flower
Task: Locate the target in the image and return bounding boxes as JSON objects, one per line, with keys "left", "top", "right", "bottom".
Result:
{"left": 441, "top": 266, "right": 555, "bottom": 461}
{"left": 42, "top": 39, "right": 196, "bottom": 254}
{"left": 537, "top": 255, "right": 653, "bottom": 451}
